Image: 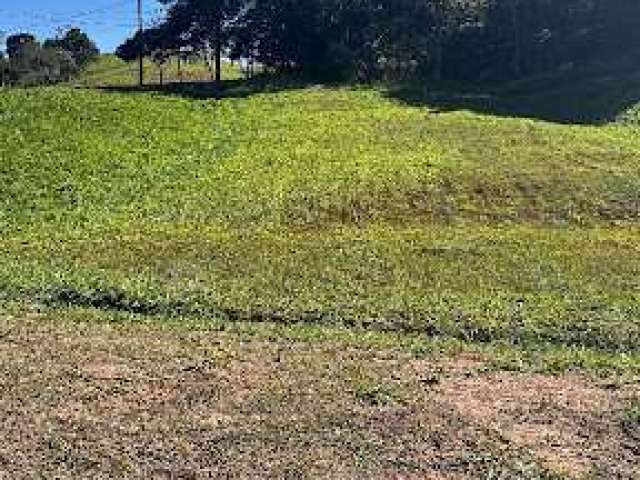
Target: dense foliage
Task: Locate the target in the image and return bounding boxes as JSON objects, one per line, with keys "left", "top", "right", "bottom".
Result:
{"left": 118, "top": 0, "right": 640, "bottom": 82}
{"left": 43, "top": 28, "right": 100, "bottom": 68}
{"left": 1, "top": 28, "right": 99, "bottom": 87}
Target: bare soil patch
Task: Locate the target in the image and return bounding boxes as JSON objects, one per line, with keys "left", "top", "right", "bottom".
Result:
{"left": 0, "top": 314, "right": 637, "bottom": 479}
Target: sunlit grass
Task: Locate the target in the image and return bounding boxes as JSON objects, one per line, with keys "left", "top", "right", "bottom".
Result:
{"left": 74, "top": 54, "right": 243, "bottom": 87}
{"left": 1, "top": 84, "right": 638, "bottom": 370}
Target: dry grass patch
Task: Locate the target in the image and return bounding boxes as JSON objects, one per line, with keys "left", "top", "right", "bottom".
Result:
{"left": 438, "top": 372, "right": 638, "bottom": 478}
{"left": 0, "top": 312, "right": 637, "bottom": 479}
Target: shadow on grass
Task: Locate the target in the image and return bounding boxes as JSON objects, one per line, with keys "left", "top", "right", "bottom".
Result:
{"left": 39, "top": 285, "right": 640, "bottom": 354}
{"left": 385, "top": 58, "right": 640, "bottom": 125}
{"left": 91, "top": 58, "right": 640, "bottom": 125}
{"left": 92, "top": 72, "right": 328, "bottom": 101}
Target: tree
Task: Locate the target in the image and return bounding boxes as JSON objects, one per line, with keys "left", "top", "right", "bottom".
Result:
{"left": 6, "top": 33, "right": 36, "bottom": 60}
{"left": 118, "top": 0, "right": 247, "bottom": 84}
{"left": 44, "top": 28, "right": 99, "bottom": 67}
{"left": 6, "top": 34, "right": 41, "bottom": 85}
{"left": 0, "top": 51, "right": 8, "bottom": 87}
{"left": 3, "top": 31, "right": 89, "bottom": 86}
{"left": 151, "top": 49, "right": 171, "bottom": 85}
{"left": 117, "top": 0, "right": 640, "bottom": 85}
{"left": 232, "top": 0, "right": 328, "bottom": 75}
{"left": 158, "top": 0, "right": 248, "bottom": 83}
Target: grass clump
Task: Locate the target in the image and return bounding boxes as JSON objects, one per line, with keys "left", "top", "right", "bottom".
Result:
{"left": 624, "top": 401, "right": 640, "bottom": 425}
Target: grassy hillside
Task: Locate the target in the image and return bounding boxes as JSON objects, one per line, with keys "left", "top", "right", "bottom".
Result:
{"left": 1, "top": 77, "right": 639, "bottom": 479}
{"left": 74, "top": 54, "right": 243, "bottom": 87}
{"left": 1, "top": 83, "right": 639, "bottom": 366}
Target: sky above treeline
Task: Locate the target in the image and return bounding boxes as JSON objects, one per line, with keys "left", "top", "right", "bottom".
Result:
{"left": 0, "top": 0, "right": 163, "bottom": 52}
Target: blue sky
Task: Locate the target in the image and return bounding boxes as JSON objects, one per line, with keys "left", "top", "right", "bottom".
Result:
{"left": 0, "top": 0, "right": 163, "bottom": 52}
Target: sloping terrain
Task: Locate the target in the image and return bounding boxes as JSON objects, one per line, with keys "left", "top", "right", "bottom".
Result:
{"left": 1, "top": 85, "right": 639, "bottom": 353}
{"left": 390, "top": 53, "right": 640, "bottom": 125}
{"left": 74, "top": 54, "right": 242, "bottom": 88}
{"left": 0, "top": 78, "right": 639, "bottom": 478}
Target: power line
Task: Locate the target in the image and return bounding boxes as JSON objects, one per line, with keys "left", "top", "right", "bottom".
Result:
{"left": 0, "top": 0, "right": 140, "bottom": 22}
{"left": 0, "top": 2, "right": 165, "bottom": 61}
{"left": 0, "top": 0, "right": 164, "bottom": 35}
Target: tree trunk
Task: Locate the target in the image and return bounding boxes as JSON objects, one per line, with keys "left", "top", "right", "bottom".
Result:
{"left": 215, "top": 41, "right": 221, "bottom": 83}
{"left": 214, "top": 17, "right": 222, "bottom": 84}
{"left": 511, "top": 0, "right": 522, "bottom": 78}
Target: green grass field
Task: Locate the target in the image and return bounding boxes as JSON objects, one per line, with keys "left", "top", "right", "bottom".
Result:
{"left": 1, "top": 68, "right": 639, "bottom": 478}
{"left": 1, "top": 84, "right": 639, "bottom": 361}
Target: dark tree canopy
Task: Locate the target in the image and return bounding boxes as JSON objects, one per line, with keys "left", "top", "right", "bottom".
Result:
{"left": 116, "top": 0, "right": 640, "bottom": 84}
{"left": 117, "top": 0, "right": 247, "bottom": 82}
{"left": 2, "top": 28, "right": 99, "bottom": 86}
{"left": 44, "top": 28, "right": 100, "bottom": 67}
{"left": 6, "top": 33, "right": 37, "bottom": 60}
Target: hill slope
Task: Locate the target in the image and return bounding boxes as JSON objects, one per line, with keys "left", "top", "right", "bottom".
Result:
{"left": 74, "top": 54, "right": 242, "bottom": 87}
{"left": 390, "top": 52, "right": 640, "bottom": 125}
{"left": 1, "top": 84, "right": 639, "bottom": 359}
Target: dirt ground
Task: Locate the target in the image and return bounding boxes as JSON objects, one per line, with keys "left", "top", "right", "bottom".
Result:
{"left": 0, "top": 313, "right": 638, "bottom": 479}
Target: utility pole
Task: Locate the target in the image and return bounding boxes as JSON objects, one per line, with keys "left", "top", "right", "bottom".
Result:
{"left": 0, "top": 32, "right": 5, "bottom": 88}
{"left": 138, "top": 0, "right": 144, "bottom": 87}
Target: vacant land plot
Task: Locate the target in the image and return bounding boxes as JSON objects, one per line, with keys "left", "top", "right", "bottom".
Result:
{"left": 0, "top": 310, "right": 638, "bottom": 479}
{"left": 0, "top": 81, "right": 639, "bottom": 478}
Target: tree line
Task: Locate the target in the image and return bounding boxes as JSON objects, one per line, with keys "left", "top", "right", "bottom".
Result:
{"left": 0, "top": 28, "right": 99, "bottom": 87}
{"left": 117, "top": 0, "right": 640, "bottom": 84}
